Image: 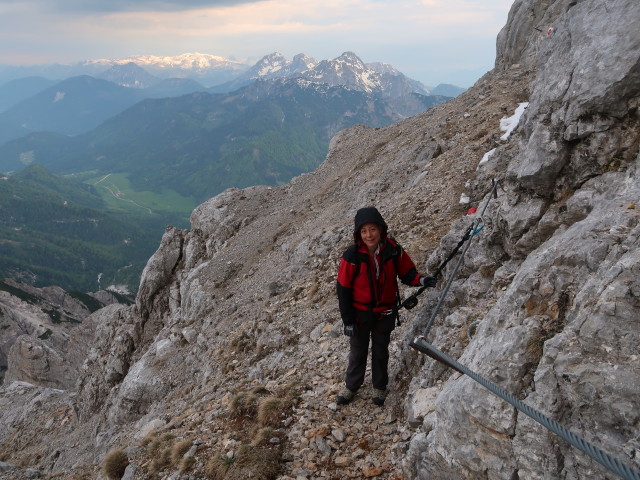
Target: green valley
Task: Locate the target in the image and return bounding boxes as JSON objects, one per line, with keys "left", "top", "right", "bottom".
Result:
{"left": 0, "top": 75, "right": 449, "bottom": 294}
{"left": 79, "top": 172, "right": 198, "bottom": 217}
{"left": 0, "top": 165, "right": 186, "bottom": 292}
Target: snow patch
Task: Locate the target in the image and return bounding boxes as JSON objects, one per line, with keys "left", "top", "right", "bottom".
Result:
{"left": 478, "top": 148, "right": 496, "bottom": 168}
{"left": 500, "top": 102, "right": 528, "bottom": 140}
{"left": 106, "top": 284, "right": 131, "bottom": 295}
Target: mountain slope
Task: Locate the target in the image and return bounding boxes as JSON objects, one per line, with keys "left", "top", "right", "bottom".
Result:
{"left": 0, "top": 75, "right": 145, "bottom": 142}
{"left": 0, "top": 79, "right": 447, "bottom": 201}
{"left": 0, "top": 76, "right": 57, "bottom": 112}
{"left": 0, "top": 279, "right": 130, "bottom": 388}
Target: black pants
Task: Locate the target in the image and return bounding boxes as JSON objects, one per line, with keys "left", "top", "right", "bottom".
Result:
{"left": 345, "top": 312, "right": 395, "bottom": 392}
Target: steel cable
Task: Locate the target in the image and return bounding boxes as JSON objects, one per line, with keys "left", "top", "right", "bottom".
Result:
{"left": 420, "top": 178, "right": 499, "bottom": 338}
{"left": 410, "top": 337, "right": 640, "bottom": 480}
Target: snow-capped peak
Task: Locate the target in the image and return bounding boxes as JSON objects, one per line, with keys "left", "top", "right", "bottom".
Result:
{"left": 291, "top": 53, "right": 318, "bottom": 73}
{"left": 241, "top": 52, "right": 318, "bottom": 81}
{"left": 300, "top": 51, "right": 381, "bottom": 93}
{"left": 84, "top": 53, "right": 246, "bottom": 72}
{"left": 367, "top": 62, "right": 401, "bottom": 76}
{"left": 335, "top": 51, "right": 367, "bottom": 69}
{"left": 252, "top": 52, "right": 290, "bottom": 77}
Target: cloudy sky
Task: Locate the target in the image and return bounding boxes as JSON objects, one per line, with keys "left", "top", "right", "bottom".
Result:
{"left": 0, "top": 0, "right": 514, "bottom": 87}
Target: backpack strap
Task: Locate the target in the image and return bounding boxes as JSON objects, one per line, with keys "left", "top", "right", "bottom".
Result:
{"left": 386, "top": 238, "right": 403, "bottom": 326}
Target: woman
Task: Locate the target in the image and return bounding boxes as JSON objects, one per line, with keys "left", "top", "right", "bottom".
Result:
{"left": 335, "top": 207, "right": 436, "bottom": 406}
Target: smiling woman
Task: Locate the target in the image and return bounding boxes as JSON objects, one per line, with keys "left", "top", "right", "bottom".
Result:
{"left": 335, "top": 206, "right": 438, "bottom": 406}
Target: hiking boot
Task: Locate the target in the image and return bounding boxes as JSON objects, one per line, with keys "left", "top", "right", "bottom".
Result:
{"left": 372, "top": 388, "right": 387, "bottom": 406}
{"left": 336, "top": 388, "right": 356, "bottom": 405}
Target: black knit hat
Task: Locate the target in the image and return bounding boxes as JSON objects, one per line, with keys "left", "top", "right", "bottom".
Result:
{"left": 353, "top": 207, "right": 388, "bottom": 242}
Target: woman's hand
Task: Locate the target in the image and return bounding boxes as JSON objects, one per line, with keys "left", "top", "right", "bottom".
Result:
{"left": 344, "top": 324, "right": 357, "bottom": 337}
{"left": 421, "top": 276, "right": 438, "bottom": 288}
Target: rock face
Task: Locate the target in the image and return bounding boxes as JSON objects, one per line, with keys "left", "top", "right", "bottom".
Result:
{"left": 0, "top": 280, "right": 125, "bottom": 389}
{"left": 403, "top": 0, "right": 640, "bottom": 478}
{"left": 0, "top": 0, "right": 638, "bottom": 478}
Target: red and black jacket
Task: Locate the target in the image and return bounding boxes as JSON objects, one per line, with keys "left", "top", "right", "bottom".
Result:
{"left": 336, "top": 237, "right": 421, "bottom": 326}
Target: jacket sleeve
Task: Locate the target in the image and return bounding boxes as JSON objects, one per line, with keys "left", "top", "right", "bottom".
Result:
{"left": 396, "top": 249, "right": 422, "bottom": 286}
{"left": 336, "top": 256, "right": 357, "bottom": 325}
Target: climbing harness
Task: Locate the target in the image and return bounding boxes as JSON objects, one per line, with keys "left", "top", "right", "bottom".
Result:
{"left": 405, "top": 179, "right": 640, "bottom": 479}
{"left": 403, "top": 178, "right": 499, "bottom": 340}
{"left": 410, "top": 337, "right": 640, "bottom": 480}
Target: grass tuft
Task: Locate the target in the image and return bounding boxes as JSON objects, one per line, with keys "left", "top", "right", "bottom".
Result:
{"left": 229, "top": 392, "right": 259, "bottom": 418}
{"left": 149, "top": 447, "right": 171, "bottom": 475}
{"left": 205, "top": 453, "right": 233, "bottom": 480}
{"left": 180, "top": 455, "right": 196, "bottom": 473}
{"left": 207, "top": 444, "right": 281, "bottom": 480}
{"left": 258, "top": 397, "right": 285, "bottom": 428}
{"left": 171, "top": 439, "right": 192, "bottom": 464}
{"left": 102, "top": 448, "right": 129, "bottom": 480}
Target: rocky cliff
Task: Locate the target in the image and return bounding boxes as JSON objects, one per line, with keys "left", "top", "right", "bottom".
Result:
{"left": 0, "top": 280, "right": 127, "bottom": 389}
{"left": 0, "top": 0, "right": 638, "bottom": 479}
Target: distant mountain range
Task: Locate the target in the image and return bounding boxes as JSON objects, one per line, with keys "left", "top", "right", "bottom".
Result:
{"left": 0, "top": 76, "right": 146, "bottom": 141}
{"left": 0, "top": 53, "right": 246, "bottom": 87}
{"left": 0, "top": 75, "right": 448, "bottom": 202}
{"left": 0, "top": 53, "right": 452, "bottom": 194}
{"left": 0, "top": 51, "right": 461, "bottom": 292}
{"left": 429, "top": 83, "right": 467, "bottom": 97}
{"left": 0, "top": 51, "right": 464, "bottom": 96}
{"left": 0, "top": 76, "right": 58, "bottom": 111}
{"left": 209, "top": 51, "right": 432, "bottom": 96}
{"left": 0, "top": 52, "right": 461, "bottom": 145}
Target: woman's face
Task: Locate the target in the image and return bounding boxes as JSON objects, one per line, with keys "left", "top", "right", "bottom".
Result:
{"left": 360, "top": 223, "right": 382, "bottom": 251}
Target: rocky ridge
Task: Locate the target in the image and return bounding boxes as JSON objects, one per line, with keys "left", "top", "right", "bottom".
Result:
{"left": 0, "top": 280, "right": 128, "bottom": 389}
{"left": 0, "top": 0, "right": 639, "bottom": 479}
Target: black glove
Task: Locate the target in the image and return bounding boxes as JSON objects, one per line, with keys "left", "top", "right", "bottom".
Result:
{"left": 421, "top": 276, "right": 437, "bottom": 288}
{"left": 343, "top": 324, "right": 357, "bottom": 337}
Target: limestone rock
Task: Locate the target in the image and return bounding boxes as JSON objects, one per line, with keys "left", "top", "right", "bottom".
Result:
{"left": 402, "top": 0, "right": 640, "bottom": 478}
{"left": 0, "top": 280, "right": 121, "bottom": 388}
{"left": 1, "top": 0, "right": 639, "bottom": 478}
{"left": 5, "top": 336, "right": 73, "bottom": 389}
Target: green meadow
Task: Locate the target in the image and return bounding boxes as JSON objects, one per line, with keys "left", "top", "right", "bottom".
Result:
{"left": 83, "top": 172, "right": 199, "bottom": 222}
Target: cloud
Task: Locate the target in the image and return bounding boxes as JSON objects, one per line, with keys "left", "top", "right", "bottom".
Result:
{"left": 97, "top": 0, "right": 508, "bottom": 42}
{"left": 0, "top": 0, "right": 260, "bottom": 13}
{"left": 0, "top": 0, "right": 514, "bottom": 86}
